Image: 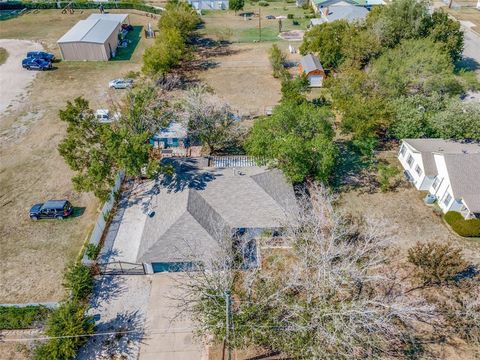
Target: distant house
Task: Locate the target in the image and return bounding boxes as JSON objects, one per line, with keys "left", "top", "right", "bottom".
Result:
{"left": 299, "top": 53, "right": 326, "bottom": 87}
{"left": 311, "top": 0, "right": 384, "bottom": 13}
{"left": 398, "top": 139, "right": 480, "bottom": 219}
{"left": 151, "top": 122, "right": 188, "bottom": 149}
{"left": 187, "top": 0, "right": 228, "bottom": 10}
{"left": 310, "top": 3, "right": 369, "bottom": 25}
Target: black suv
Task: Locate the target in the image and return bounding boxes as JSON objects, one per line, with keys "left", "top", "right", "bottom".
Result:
{"left": 30, "top": 200, "right": 73, "bottom": 220}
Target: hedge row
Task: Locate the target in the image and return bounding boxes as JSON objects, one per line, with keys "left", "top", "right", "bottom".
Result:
{"left": 0, "top": 1, "right": 162, "bottom": 14}
{"left": 0, "top": 305, "right": 51, "bottom": 330}
{"left": 444, "top": 211, "right": 480, "bottom": 237}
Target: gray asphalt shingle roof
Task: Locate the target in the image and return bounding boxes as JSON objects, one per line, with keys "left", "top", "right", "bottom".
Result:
{"left": 443, "top": 153, "right": 480, "bottom": 213}
{"left": 403, "top": 139, "right": 480, "bottom": 176}
{"left": 136, "top": 159, "right": 296, "bottom": 264}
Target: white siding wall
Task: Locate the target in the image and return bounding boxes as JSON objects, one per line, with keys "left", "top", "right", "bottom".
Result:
{"left": 428, "top": 154, "right": 457, "bottom": 213}
{"left": 398, "top": 142, "right": 431, "bottom": 190}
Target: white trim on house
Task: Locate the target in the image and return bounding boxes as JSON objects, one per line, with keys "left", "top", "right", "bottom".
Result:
{"left": 398, "top": 139, "right": 480, "bottom": 219}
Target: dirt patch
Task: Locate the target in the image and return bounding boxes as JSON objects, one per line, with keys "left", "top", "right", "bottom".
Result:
{"left": 198, "top": 42, "right": 282, "bottom": 116}
{"left": 338, "top": 187, "right": 480, "bottom": 263}
{"left": 0, "top": 10, "right": 155, "bottom": 303}
{"left": 0, "top": 39, "right": 42, "bottom": 114}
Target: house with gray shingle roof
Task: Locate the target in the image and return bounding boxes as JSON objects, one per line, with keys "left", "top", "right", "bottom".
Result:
{"left": 136, "top": 158, "right": 297, "bottom": 271}
{"left": 310, "top": 3, "right": 369, "bottom": 25}
{"left": 398, "top": 139, "right": 480, "bottom": 219}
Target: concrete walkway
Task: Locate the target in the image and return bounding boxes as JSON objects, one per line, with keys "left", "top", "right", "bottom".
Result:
{"left": 139, "top": 274, "right": 205, "bottom": 360}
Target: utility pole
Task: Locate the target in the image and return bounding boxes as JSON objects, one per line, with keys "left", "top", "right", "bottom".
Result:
{"left": 224, "top": 290, "right": 232, "bottom": 360}
{"left": 259, "top": 7, "right": 262, "bottom": 42}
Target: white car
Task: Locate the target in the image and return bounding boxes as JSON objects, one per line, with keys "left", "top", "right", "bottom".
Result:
{"left": 108, "top": 78, "right": 133, "bottom": 89}
{"left": 95, "top": 109, "right": 121, "bottom": 124}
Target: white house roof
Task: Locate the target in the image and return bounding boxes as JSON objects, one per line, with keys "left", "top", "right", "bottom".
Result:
{"left": 87, "top": 13, "right": 129, "bottom": 23}
{"left": 442, "top": 153, "right": 480, "bottom": 213}
{"left": 58, "top": 18, "right": 120, "bottom": 44}
{"left": 403, "top": 139, "right": 480, "bottom": 176}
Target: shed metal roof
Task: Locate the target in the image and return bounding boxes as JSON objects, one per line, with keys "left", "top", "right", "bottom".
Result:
{"left": 300, "top": 53, "right": 324, "bottom": 73}
{"left": 87, "top": 13, "right": 129, "bottom": 23}
{"left": 58, "top": 18, "right": 120, "bottom": 44}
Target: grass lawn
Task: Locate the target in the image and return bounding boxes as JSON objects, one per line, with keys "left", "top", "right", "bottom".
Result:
{"left": 0, "top": 9, "right": 154, "bottom": 303}
{"left": 0, "top": 47, "right": 8, "bottom": 65}
{"left": 199, "top": 1, "right": 313, "bottom": 43}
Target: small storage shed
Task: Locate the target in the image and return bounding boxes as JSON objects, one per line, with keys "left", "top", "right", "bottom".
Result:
{"left": 299, "top": 53, "right": 326, "bottom": 87}
{"left": 57, "top": 17, "right": 123, "bottom": 61}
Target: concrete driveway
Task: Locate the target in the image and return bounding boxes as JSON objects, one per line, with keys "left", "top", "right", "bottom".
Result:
{"left": 139, "top": 274, "right": 206, "bottom": 360}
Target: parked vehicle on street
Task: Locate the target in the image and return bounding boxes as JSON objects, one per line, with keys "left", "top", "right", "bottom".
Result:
{"left": 22, "top": 57, "right": 52, "bottom": 70}
{"left": 266, "top": 15, "right": 276, "bottom": 19}
{"left": 30, "top": 200, "right": 73, "bottom": 220}
{"left": 26, "top": 51, "right": 55, "bottom": 62}
{"left": 109, "top": 78, "right": 133, "bottom": 89}
{"left": 95, "top": 109, "right": 121, "bottom": 123}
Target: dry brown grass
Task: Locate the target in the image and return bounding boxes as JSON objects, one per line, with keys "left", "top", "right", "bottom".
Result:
{"left": 338, "top": 186, "right": 480, "bottom": 264}
{"left": 0, "top": 9, "right": 155, "bottom": 303}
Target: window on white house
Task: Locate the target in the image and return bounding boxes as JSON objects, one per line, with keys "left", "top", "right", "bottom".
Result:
{"left": 415, "top": 165, "right": 422, "bottom": 176}
{"left": 407, "top": 155, "right": 414, "bottom": 167}
{"left": 400, "top": 145, "right": 406, "bottom": 157}
{"left": 432, "top": 177, "right": 440, "bottom": 190}
{"left": 443, "top": 193, "right": 452, "bottom": 206}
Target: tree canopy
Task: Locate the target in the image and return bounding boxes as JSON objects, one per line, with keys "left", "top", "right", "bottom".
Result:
{"left": 245, "top": 101, "right": 337, "bottom": 183}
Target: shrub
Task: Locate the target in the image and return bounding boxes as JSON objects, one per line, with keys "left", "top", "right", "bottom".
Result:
{"left": 258, "top": 1, "right": 269, "bottom": 6}
{"left": 444, "top": 211, "right": 480, "bottom": 237}
{"left": 292, "top": 20, "right": 299, "bottom": 25}
{"left": 34, "top": 301, "right": 94, "bottom": 360}
{"left": 407, "top": 242, "right": 467, "bottom": 286}
{"left": 63, "top": 263, "right": 94, "bottom": 302}
{"left": 85, "top": 243, "right": 100, "bottom": 260}
{"left": 0, "top": 306, "right": 50, "bottom": 330}
{"left": 268, "top": 44, "right": 287, "bottom": 78}
{"left": 287, "top": 13, "right": 294, "bottom": 19}
{"left": 377, "top": 163, "right": 400, "bottom": 192}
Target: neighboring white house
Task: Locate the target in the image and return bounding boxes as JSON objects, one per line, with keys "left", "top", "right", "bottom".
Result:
{"left": 187, "top": 0, "right": 228, "bottom": 10}
{"left": 310, "top": 2, "right": 369, "bottom": 25}
{"left": 398, "top": 139, "right": 480, "bottom": 219}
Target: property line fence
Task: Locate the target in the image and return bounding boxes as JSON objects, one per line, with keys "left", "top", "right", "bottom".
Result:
{"left": 0, "top": 1, "right": 163, "bottom": 14}
{"left": 209, "top": 156, "right": 263, "bottom": 168}
{"left": 81, "top": 171, "right": 124, "bottom": 266}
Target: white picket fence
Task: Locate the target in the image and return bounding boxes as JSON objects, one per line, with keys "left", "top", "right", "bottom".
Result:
{"left": 82, "top": 171, "right": 124, "bottom": 265}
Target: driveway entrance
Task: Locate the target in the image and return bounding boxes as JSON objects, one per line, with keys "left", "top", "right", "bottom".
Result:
{"left": 139, "top": 274, "right": 205, "bottom": 360}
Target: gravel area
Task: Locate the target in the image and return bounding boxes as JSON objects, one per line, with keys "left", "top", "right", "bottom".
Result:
{"left": 77, "top": 275, "right": 152, "bottom": 360}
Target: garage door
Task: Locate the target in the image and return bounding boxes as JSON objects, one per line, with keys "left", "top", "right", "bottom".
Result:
{"left": 309, "top": 75, "right": 323, "bottom": 87}
{"left": 152, "top": 262, "right": 200, "bottom": 273}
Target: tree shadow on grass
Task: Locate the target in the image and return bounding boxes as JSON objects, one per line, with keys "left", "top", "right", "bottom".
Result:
{"left": 332, "top": 140, "right": 376, "bottom": 192}
{"left": 71, "top": 207, "right": 86, "bottom": 218}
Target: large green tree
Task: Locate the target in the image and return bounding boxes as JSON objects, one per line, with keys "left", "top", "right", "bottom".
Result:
{"left": 142, "top": 28, "right": 186, "bottom": 76}
{"left": 430, "top": 100, "right": 480, "bottom": 140}
{"left": 370, "top": 38, "right": 462, "bottom": 98}
{"left": 300, "top": 20, "right": 350, "bottom": 70}
{"left": 428, "top": 10, "right": 464, "bottom": 62}
{"left": 229, "top": 0, "right": 244, "bottom": 14}
{"left": 58, "top": 91, "right": 169, "bottom": 200}
{"left": 159, "top": 0, "right": 201, "bottom": 39}
{"left": 245, "top": 102, "right": 337, "bottom": 183}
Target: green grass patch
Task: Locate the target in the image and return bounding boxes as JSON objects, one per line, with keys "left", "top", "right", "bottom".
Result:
{"left": 112, "top": 26, "right": 143, "bottom": 61}
{"left": 0, "top": 306, "right": 51, "bottom": 330}
{"left": 239, "top": 27, "right": 280, "bottom": 42}
{"left": 444, "top": 211, "right": 480, "bottom": 237}
{"left": 0, "top": 47, "right": 8, "bottom": 65}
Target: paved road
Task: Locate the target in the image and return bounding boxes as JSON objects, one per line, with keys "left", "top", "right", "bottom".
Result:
{"left": 460, "top": 21, "right": 480, "bottom": 67}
